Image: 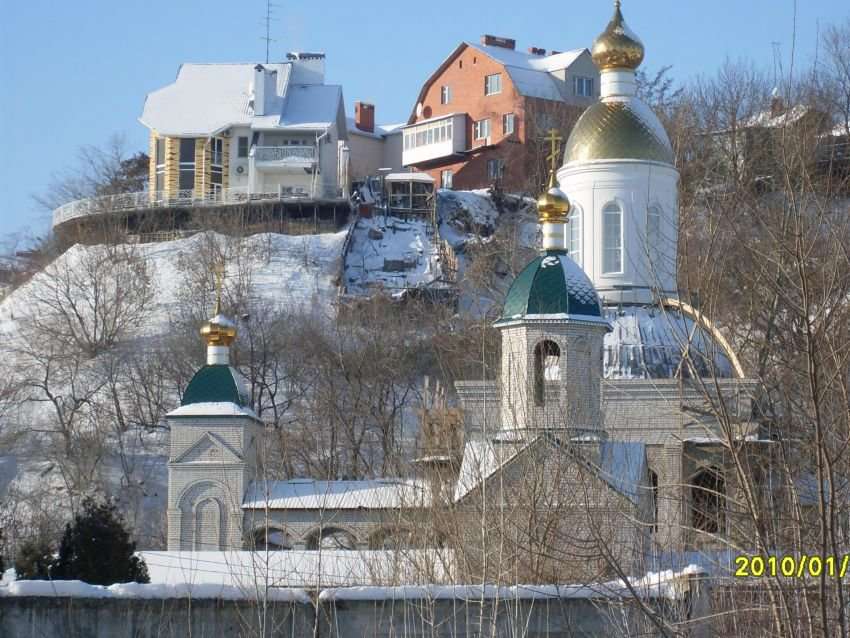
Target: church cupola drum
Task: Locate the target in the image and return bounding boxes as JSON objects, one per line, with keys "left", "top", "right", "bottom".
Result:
{"left": 558, "top": 0, "right": 679, "bottom": 306}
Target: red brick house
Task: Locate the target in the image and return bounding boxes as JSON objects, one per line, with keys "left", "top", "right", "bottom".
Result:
{"left": 401, "top": 35, "right": 599, "bottom": 192}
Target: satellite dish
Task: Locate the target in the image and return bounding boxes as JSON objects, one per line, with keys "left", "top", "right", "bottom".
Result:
{"left": 416, "top": 102, "right": 424, "bottom": 118}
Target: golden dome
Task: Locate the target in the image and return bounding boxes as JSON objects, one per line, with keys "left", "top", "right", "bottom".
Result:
{"left": 201, "top": 314, "right": 237, "bottom": 347}
{"left": 591, "top": 1, "right": 645, "bottom": 71}
{"left": 537, "top": 183, "right": 570, "bottom": 224}
{"left": 563, "top": 99, "right": 673, "bottom": 165}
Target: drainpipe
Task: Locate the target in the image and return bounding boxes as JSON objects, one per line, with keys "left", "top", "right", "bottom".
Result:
{"left": 314, "top": 130, "right": 329, "bottom": 198}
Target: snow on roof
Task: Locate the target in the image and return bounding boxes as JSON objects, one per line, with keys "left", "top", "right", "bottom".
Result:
{"left": 384, "top": 172, "right": 434, "bottom": 183}
{"left": 167, "top": 401, "right": 258, "bottom": 419}
{"left": 0, "top": 576, "right": 308, "bottom": 602}
{"left": 140, "top": 62, "right": 340, "bottom": 136}
{"left": 743, "top": 104, "right": 811, "bottom": 129}
{"left": 379, "top": 123, "right": 405, "bottom": 135}
{"left": 346, "top": 117, "right": 402, "bottom": 139}
{"left": 466, "top": 44, "right": 587, "bottom": 101}
{"left": 319, "top": 565, "right": 704, "bottom": 602}
{"left": 242, "top": 479, "right": 429, "bottom": 510}
{"left": 139, "top": 550, "right": 453, "bottom": 588}
{"left": 454, "top": 439, "right": 523, "bottom": 502}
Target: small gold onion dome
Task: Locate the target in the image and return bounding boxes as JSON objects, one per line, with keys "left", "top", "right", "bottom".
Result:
{"left": 537, "top": 180, "right": 570, "bottom": 224}
{"left": 591, "top": 0, "right": 645, "bottom": 71}
{"left": 200, "top": 313, "right": 237, "bottom": 347}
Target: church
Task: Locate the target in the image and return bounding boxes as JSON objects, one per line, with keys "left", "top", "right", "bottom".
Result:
{"left": 164, "top": 1, "right": 763, "bottom": 577}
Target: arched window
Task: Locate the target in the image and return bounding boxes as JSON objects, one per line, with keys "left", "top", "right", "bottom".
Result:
{"left": 602, "top": 202, "right": 623, "bottom": 274}
{"left": 252, "top": 527, "right": 291, "bottom": 550}
{"left": 194, "top": 498, "right": 223, "bottom": 551}
{"left": 692, "top": 467, "right": 725, "bottom": 535}
{"left": 648, "top": 469, "right": 659, "bottom": 533}
{"left": 646, "top": 204, "right": 662, "bottom": 271}
{"left": 533, "top": 340, "right": 561, "bottom": 406}
{"left": 568, "top": 205, "right": 582, "bottom": 266}
{"left": 307, "top": 527, "right": 357, "bottom": 550}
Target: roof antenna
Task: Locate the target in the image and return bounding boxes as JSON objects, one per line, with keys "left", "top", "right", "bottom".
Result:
{"left": 261, "top": 0, "right": 280, "bottom": 64}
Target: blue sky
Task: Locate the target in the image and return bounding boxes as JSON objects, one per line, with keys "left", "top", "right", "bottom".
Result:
{"left": 1, "top": 0, "right": 846, "bottom": 240}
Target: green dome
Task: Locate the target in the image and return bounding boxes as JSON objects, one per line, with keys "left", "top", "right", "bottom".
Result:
{"left": 498, "top": 251, "right": 604, "bottom": 323}
{"left": 182, "top": 365, "right": 250, "bottom": 406}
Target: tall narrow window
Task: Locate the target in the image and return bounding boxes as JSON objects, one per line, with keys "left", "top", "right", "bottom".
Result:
{"left": 602, "top": 202, "right": 623, "bottom": 274}
{"left": 646, "top": 204, "right": 662, "bottom": 272}
{"left": 441, "top": 170, "right": 453, "bottom": 189}
{"left": 440, "top": 85, "right": 451, "bottom": 105}
{"left": 486, "top": 158, "right": 504, "bottom": 180}
{"left": 237, "top": 136, "right": 249, "bottom": 158}
{"left": 692, "top": 468, "right": 725, "bottom": 535}
{"left": 569, "top": 205, "right": 582, "bottom": 266}
{"left": 533, "top": 340, "right": 560, "bottom": 406}
{"left": 179, "top": 138, "right": 196, "bottom": 192}
{"left": 474, "top": 118, "right": 491, "bottom": 140}
{"left": 649, "top": 469, "right": 659, "bottom": 533}
{"left": 502, "top": 113, "right": 515, "bottom": 135}
{"left": 154, "top": 138, "right": 166, "bottom": 194}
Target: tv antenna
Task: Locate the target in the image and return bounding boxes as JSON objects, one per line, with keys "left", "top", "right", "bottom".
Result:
{"left": 261, "top": 0, "right": 281, "bottom": 64}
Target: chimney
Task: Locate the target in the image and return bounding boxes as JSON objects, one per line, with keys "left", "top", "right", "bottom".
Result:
{"left": 528, "top": 47, "right": 547, "bottom": 56}
{"left": 355, "top": 102, "right": 375, "bottom": 133}
{"left": 253, "top": 64, "right": 266, "bottom": 116}
{"left": 481, "top": 35, "right": 516, "bottom": 50}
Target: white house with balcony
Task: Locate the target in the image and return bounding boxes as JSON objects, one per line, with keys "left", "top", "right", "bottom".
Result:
{"left": 139, "top": 53, "right": 349, "bottom": 204}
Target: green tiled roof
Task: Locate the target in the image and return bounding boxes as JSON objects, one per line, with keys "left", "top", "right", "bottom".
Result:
{"left": 499, "top": 251, "right": 602, "bottom": 322}
{"left": 182, "top": 365, "right": 249, "bottom": 406}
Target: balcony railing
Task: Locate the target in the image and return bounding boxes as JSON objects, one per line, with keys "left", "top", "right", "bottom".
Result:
{"left": 52, "top": 185, "right": 337, "bottom": 229}
{"left": 253, "top": 145, "right": 316, "bottom": 163}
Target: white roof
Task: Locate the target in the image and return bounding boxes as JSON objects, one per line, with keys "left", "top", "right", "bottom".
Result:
{"left": 140, "top": 63, "right": 342, "bottom": 136}
{"left": 467, "top": 44, "right": 587, "bottom": 101}
{"left": 242, "top": 479, "right": 429, "bottom": 509}
{"left": 384, "top": 172, "right": 434, "bottom": 183}
{"left": 346, "top": 117, "right": 402, "bottom": 139}
{"left": 139, "top": 550, "right": 452, "bottom": 588}
{"left": 167, "top": 402, "right": 258, "bottom": 419}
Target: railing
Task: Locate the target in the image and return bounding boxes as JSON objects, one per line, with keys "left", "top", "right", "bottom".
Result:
{"left": 254, "top": 145, "right": 316, "bottom": 163}
{"left": 52, "top": 185, "right": 332, "bottom": 228}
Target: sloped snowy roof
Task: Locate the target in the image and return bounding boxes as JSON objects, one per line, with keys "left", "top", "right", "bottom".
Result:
{"left": 466, "top": 44, "right": 587, "bottom": 101}
{"left": 242, "top": 479, "right": 429, "bottom": 510}
{"left": 167, "top": 402, "right": 258, "bottom": 419}
{"left": 140, "top": 62, "right": 341, "bottom": 136}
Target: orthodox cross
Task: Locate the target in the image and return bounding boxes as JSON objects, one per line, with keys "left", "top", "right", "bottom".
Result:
{"left": 543, "top": 128, "right": 563, "bottom": 183}
{"left": 212, "top": 260, "right": 225, "bottom": 315}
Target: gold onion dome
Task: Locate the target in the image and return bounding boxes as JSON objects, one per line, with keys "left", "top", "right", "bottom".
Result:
{"left": 591, "top": 0, "right": 645, "bottom": 71}
{"left": 537, "top": 176, "right": 570, "bottom": 224}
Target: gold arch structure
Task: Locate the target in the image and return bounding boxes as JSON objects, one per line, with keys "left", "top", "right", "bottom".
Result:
{"left": 661, "top": 297, "right": 747, "bottom": 380}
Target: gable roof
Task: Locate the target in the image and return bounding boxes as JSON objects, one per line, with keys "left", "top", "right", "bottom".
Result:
{"left": 407, "top": 44, "right": 589, "bottom": 123}
{"left": 140, "top": 62, "right": 343, "bottom": 136}
{"left": 242, "top": 479, "right": 429, "bottom": 510}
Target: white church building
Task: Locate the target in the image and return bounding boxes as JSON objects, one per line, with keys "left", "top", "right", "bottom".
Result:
{"left": 163, "top": 1, "right": 762, "bottom": 573}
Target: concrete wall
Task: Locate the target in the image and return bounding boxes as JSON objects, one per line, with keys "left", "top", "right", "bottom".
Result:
{"left": 0, "top": 582, "right": 710, "bottom": 637}
{"left": 0, "top": 596, "right": 313, "bottom": 638}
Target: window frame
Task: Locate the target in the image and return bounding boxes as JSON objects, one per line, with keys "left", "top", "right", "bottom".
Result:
{"left": 569, "top": 204, "right": 582, "bottom": 266}
{"left": 473, "top": 118, "right": 491, "bottom": 141}
{"left": 502, "top": 112, "right": 515, "bottom": 135}
{"left": 486, "top": 158, "right": 505, "bottom": 181}
{"left": 573, "top": 75, "right": 594, "bottom": 97}
{"left": 440, "top": 169, "right": 453, "bottom": 189}
{"left": 237, "top": 136, "right": 249, "bottom": 158}
{"left": 602, "top": 201, "right": 624, "bottom": 275}
{"left": 484, "top": 73, "right": 502, "bottom": 96}
{"left": 440, "top": 85, "right": 451, "bottom": 105}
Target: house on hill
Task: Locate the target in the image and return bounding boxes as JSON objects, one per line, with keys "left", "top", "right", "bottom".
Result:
{"left": 401, "top": 36, "right": 599, "bottom": 192}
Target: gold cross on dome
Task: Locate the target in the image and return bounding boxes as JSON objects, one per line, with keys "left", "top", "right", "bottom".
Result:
{"left": 212, "top": 259, "right": 225, "bottom": 316}
{"left": 543, "top": 128, "right": 563, "bottom": 182}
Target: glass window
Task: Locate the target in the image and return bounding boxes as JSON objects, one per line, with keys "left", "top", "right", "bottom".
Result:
{"left": 502, "top": 113, "right": 515, "bottom": 135}
{"left": 155, "top": 138, "right": 166, "bottom": 165}
{"left": 210, "top": 138, "right": 223, "bottom": 166}
{"left": 441, "top": 170, "right": 453, "bottom": 189}
{"left": 533, "top": 340, "right": 560, "bottom": 406}
{"left": 440, "top": 85, "right": 451, "bottom": 105}
{"left": 474, "top": 118, "right": 491, "bottom": 140}
{"left": 237, "top": 136, "right": 249, "bottom": 158}
{"left": 484, "top": 73, "right": 502, "bottom": 96}
{"left": 573, "top": 76, "right": 594, "bottom": 97}
{"left": 603, "top": 202, "right": 623, "bottom": 273}
{"left": 179, "top": 138, "right": 196, "bottom": 163}
{"left": 446, "top": 121, "right": 453, "bottom": 140}
{"left": 487, "top": 158, "right": 504, "bottom": 180}
{"left": 569, "top": 205, "right": 582, "bottom": 266}
{"left": 647, "top": 204, "right": 662, "bottom": 270}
